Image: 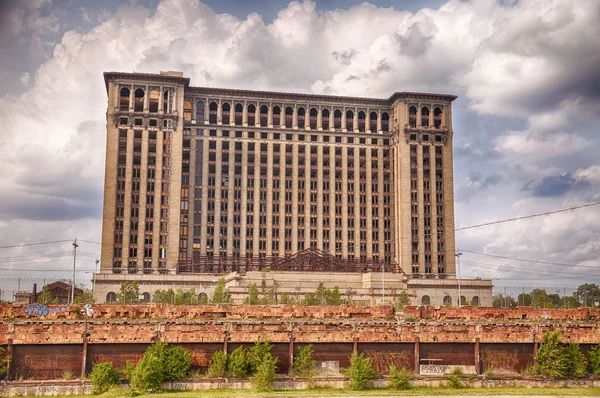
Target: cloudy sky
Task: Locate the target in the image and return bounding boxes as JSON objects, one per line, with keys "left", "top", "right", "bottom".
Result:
{"left": 0, "top": 0, "right": 599, "bottom": 296}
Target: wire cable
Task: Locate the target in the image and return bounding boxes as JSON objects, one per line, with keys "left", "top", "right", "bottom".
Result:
{"left": 455, "top": 200, "right": 600, "bottom": 231}
{"left": 0, "top": 240, "right": 72, "bottom": 249}
{"left": 460, "top": 249, "right": 599, "bottom": 269}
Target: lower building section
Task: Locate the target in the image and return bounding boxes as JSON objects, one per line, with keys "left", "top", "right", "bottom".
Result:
{"left": 93, "top": 270, "right": 493, "bottom": 307}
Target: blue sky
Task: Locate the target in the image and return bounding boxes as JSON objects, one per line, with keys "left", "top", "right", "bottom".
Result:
{"left": 0, "top": 0, "right": 599, "bottom": 297}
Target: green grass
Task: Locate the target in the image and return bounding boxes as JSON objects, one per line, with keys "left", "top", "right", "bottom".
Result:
{"left": 78, "top": 386, "right": 600, "bottom": 397}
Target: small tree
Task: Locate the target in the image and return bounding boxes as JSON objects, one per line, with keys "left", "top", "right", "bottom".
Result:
{"left": 0, "top": 346, "right": 9, "bottom": 380}
{"left": 211, "top": 278, "right": 232, "bottom": 304}
{"left": 535, "top": 329, "right": 587, "bottom": 378}
{"left": 279, "top": 292, "right": 296, "bottom": 305}
{"left": 292, "top": 344, "right": 316, "bottom": 378}
{"left": 589, "top": 341, "right": 600, "bottom": 375}
{"left": 117, "top": 281, "right": 140, "bottom": 304}
{"left": 73, "top": 290, "right": 95, "bottom": 304}
{"left": 248, "top": 341, "right": 273, "bottom": 374}
{"left": 389, "top": 365, "right": 412, "bottom": 390}
{"left": 207, "top": 350, "right": 228, "bottom": 378}
{"left": 260, "top": 287, "right": 276, "bottom": 305}
{"left": 251, "top": 353, "right": 278, "bottom": 391}
{"left": 326, "top": 286, "right": 343, "bottom": 306}
{"left": 245, "top": 284, "right": 260, "bottom": 305}
{"left": 37, "top": 285, "right": 58, "bottom": 304}
{"left": 395, "top": 291, "right": 411, "bottom": 310}
{"left": 227, "top": 346, "right": 250, "bottom": 378}
{"left": 90, "top": 362, "right": 121, "bottom": 394}
{"left": 130, "top": 342, "right": 192, "bottom": 392}
{"left": 345, "top": 352, "right": 376, "bottom": 390}
{"left": 153, "top": 288, "right": 175, "bottom": 304}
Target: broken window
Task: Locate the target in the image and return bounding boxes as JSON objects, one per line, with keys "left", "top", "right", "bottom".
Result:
{"left": 309, "top": 108, "right": 317, "bottom": 129}
{"left": 434, "top": 107, "right": 442, "bottom": 128}
{"left": 409, "top": 106, "right": 417, "bottom": 128}
{"left": 285, "top": 106, "right": 293, "bottom": 128}
{"left": 149, "top": 89, "right": 159, "bottom": 112}
{"left": 421, "top": 107, "right": 430, "bottom": 127}
{"left": 184, "top": 100, "right": 192, "bottom": 121}
{"left": 297, "top": 107, "right": 306, "bottom": 128}
{"left": 346, "top": 110, "right": 354, "bottom": 131}
{"left": 134, "top": 88, "right": 144, "bottom": 112}
{"left": 272, "top": 105, "right": 281, "bottom": 126}
{"left": 119, "top": 87, "right": 130, "bottom": 111}
{"left": 222, "top": 103, "right": 231, "bottom": 124}
{"left": 234, "top": 103, "right": 243, "bottom": 125}
{"left": 333, "top": 109, "right": 342, "bottom": 130}
{"left": 209, "top": 102, "right": 218, "bottom": 123}
{"left": 260, "top": 105, "right": 268, "bottom": 126}
{"left": 248, "top": 104, "right": 256, "bottom": 125}
{"left": 369, "top": 111, "right": 378, "bottom": 132}
{"left": 196, "top": 101, "right": 205, "bottom": 122}
{"left": 321, "top": 108, "right": 330, "bottom": 130}
{"left": 358, "top": 111, "right": 366, "bottom": 132}
{"left": 381, "top": 112, "right": 389, "bottom": 132}
{"left": 163, "top": 90, "right": 174, "bottom": 114}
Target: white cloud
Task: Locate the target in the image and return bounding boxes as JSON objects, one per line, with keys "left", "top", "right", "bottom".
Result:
{"left": 19, "top": 72, "right": 30, "bottom": 86}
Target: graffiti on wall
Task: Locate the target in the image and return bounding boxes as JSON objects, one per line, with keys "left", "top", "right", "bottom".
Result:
{"left": 24, "top": 304, "right": 70, "bottom": 317}
{"left": 420, "top": 364, "right": 449, "bottom": 374}
{"left": 481, "top": 349, "right": 520, "bottom": 373}
{"left": 13, "top": 354, "right": 79, "bottom": 380}
{"left": 189, "top": 349, "right": 209, "bottom": 368}
{"left": 364, "top": 351, "right": 411, "bottom": 373}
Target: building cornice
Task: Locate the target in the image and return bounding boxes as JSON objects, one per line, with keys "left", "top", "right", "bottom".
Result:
{"left": 103, "top": 71, "right": 190, "bottom": 93}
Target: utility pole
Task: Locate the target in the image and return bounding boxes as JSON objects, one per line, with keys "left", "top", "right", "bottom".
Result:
{"left": 92, "top": 258, "right": 99, "bottom": 301}
{"left": 382, "top": 263, "right": 385, "bottom": 306}
{"left": 455, "top": 251, "right": 463, "bottom": 307}
{"left": 71, "top": 238, "right": 78, "bottom": 304}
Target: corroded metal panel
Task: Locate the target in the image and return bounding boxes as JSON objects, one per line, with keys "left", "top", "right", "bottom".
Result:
{"left": 420, "top": 343, "right": 474, "bottom": 366}
{"left": 296, "top": 343, "right": 353, "bottom": 371}
{"left": 86, "top": 343, "right": 149, "bottom": 373}
{"left": 358, "top": 343, "right": 415, "bottom": 372}
{"left": 12, "top": 344, "right": 82, "bottom": 380}
{"left": 479, "top": 343, "right": 534, "bottom": 374}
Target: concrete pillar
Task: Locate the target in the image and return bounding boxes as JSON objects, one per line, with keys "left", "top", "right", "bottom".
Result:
{"left": 223, "top": 332, "right": 229, "bottom": 354}
{"left": 242, "top": 101, "right": 248, "bottom": 127}
{"left": 353, "top": 337, "right": 358, "bottom": 354}
{"left": 366, "top": 109, "right": 371, "bottom": 133}
{"left": 353, "top": 110, "right": 359, "bottom": 133}
{"left": 329, "top": 107, "right": 334, "bottom": 131}
{"left": 288, "top": 335, "right": 295, "bottom": 375}
{"left": 81, "top": 337, "right": 89, "bottom": 379}
{"left": 317, "top": 106, "right": 323, "bottom": 131}
{"left": 292, "top": 105, "right": 298, "bottom": 129}
{"left": 414, "top": 338, "right": 420, "bottom": 375}
{"left": 474, "top": 338, "right": 480, "bottom": 374}
{"left": 129, "top": 84, "right": 134, "bottom": 112}
{"left": 268, "top": 103, "right": 273, "bottom": 128}
{"left": 255, "top": 104, "right": 260, "bottom": 127}
{"left": 5, "top": 337, "right": 13, "bottom": 381}
{"left": 342, "top": 108, "right": 347, "bottom": 132}
{"left": 377, "top": 110, "right": 382, "bottom": 133}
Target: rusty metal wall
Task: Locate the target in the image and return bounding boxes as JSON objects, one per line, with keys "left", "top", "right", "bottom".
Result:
{"left": 479, "top": 343, "right": 534, "bottom": 373}
{"left": 296, "top": 343, "right": 353, "bottom": 371}
{"left": 178, "top": 343, "right": 223, "bottom": 371}
{"left": 420, "top": 343, "right": 474, "bottom": 366}
{"left": 86, "top": 343, "right": 149, "bottom": 373}
{"left": 358, "top": 343, "right": 415, "bottom": 373}
{"left": 12, "top": 344, "right": 82, "bottom": 380}
{"left": 227, "top": 343, "right": 290, "bottom": 375}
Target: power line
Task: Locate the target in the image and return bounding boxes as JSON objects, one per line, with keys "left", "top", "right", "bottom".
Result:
{"left": 0, "top": 240, "right": 72, "bottom": 249}
{"left": 455, "top": 200, "right": 600, "bottom": 231}
{"left": 78, "top": 239, "right": 101, "bottom": 245}
{"left": 461, "top": 249, "right": 599, "bottom": 269}
{"left": 461, "top": 259, "right": 589, "bottom": 277}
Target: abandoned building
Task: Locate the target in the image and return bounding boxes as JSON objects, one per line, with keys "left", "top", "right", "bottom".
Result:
{"left": 96, "top": 71, "right": 492, "bottom": 306}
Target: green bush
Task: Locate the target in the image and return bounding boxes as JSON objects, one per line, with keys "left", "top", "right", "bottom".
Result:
{"left": 0, "top": 346, "right": 8, "bottom": 379}
{"left": 120, "top": 360, "right": 135, "bottom": 382}
{"left": 130, "top": 342, "right": 192, "bottom": 392}
{"left": 248, "top": 341, "right": 273, "bottom": 374}
{"left": 535, "top": 329, "right": 588, "bottom": 378}
{"left": 90, "top": 362, "right": 121, "bottom": 394}
{"left": 446, "top": 367, "right": 463, "bottom": 389}
{"left": 345, "top": 353, "right": 376, "bottom": 390}
{"left": 207, "top": 350, "right": 228, "bottom": 378}
{"left": 388, "top": 365, "right": 412, "bottom": 390}
{"left": 589, "top": 342, "right": 600, "bottom": 375}
{"left": 227, "top": 346, "right": 250, "bottom": 378}
{"left": 292, "top": 344, "right": 316, "bottom": 378}
{"left": 251, "top": 353, "right": 278, "bottom": 392}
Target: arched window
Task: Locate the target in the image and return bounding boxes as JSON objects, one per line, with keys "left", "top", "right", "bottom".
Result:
{"left": 408, "top": 106, "right": 417, "bottom": 128}
{"left": 472, "top": 296, "right": 480, "bottom": 307}
{"left": 460, "top": 296, "right": 467, "bottom": 306}
{"left": 272, "top": 106, "right": 281, "bottom": 126}
{"left": 106, "top": 292, "right": 117, "bottom": 303}
{"left": 333, "top": 109, "right": 342, "bottom": 130}
{"left": 198, "top": 292, "right": 208, "bottom": 304}
{"left": 421, "top": 107, "right": 430, "bottom": 127}
{"left": 148, "top": 90, "right": 159, "bottom": 113}
{"left": 346, "top": 110, "right": 354, "bottom": 131}
{"left": 285, "top": 106, "right": 293, "bottom": 128}
{"left": 209, "top": 102, "right": 218, "bottom": 124}
{"left": 183, "top": 100, "right": 192, "bottom": 122}
{"left": 321, "top": 109, "right": 330, "bottom": 130}
{"left": 119, "top": 87, "right": 130, "bottom": 111}
{"left": 260, "top": 105, "right": 268, "bottom": 126}
{"left": 134, "top": 88, "right": 145, "bottom": 112}
{"left": 248, "top": 104, "right": 256, "bottom": 126}
{"left": 421, "top": 295, "right": 431, "bottom": 305}
{"left": 196, "top": 101, "right": 205, "bottom": 123}
{"left": 434, "top": 107, "right": 443, "bottom": 128}
{"left": 163, "top": 90, "right": 174, "bottom": 114}
{"left": 443, "top": 295, "right": 452, "bottom": 306}
{"left": 222, "top": 103, "right": 231, "bottom": 125}
{"left": 369, "top": 111, "right": 378, "bottom": 132}
{"left": 358, "top": 111, "right": 366, "bottom": 132}
{"left": 297, "top": 107, "right": 306, "bottom": 129}
{"left": 309, "top": 108, "right": 318, "bottom": 129}
{"left": 234, "top": 103, "right": 243, "bottom": 125}
{"left": 381, "top": 112, "right": 389, "bottom": 132}
{"left": 141, "top": 292, "right": 151, "bottom": 303}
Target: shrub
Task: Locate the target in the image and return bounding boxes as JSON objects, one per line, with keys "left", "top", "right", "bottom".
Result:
{"left": 131, "top": 352, "right": 164, "bottom": 392}
{"left": 120, "top": 360, "right": 135, "bottom": 382}
{"left": 62, "top": 370, "right": 74, "bottom": 380}
{"left": 207, "top": 350, "right": 228, "bottom": 378}
{"left": 0, "top": 346, "right": 8, "bottom": 379}
{"left": 446, "top": 367, "right": 463, "bottom": 389}
{"left": 130, "top": 342, "right": 192, "bottom": 392}
{"left": 248, "top": 341, "right": 273, "bottom": 374}
{"left": 589, "top": 342, "right": 600, "bottom": 375}
{"left": 227, "top": 346, "right": 250, "bottom": 378}
{"left": 388, "top": 365, "right": 412, "bottom": 390}
{"left": 292, "top": 344, "right": 316, "bottom": 378}
{"left": 90, "top": 362, "right": 121, "bottom": 394}
{"left": 535, "top": 329, "right": 588, "bottom": 378}
{"left": 345, "top": 353, "right": 376, "bottom": 390}
{"left": 161, "top": 344, "right": 193, "bottom": 381}
{"left": 251, "top": 353, "right": 278, "bottom": 392}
